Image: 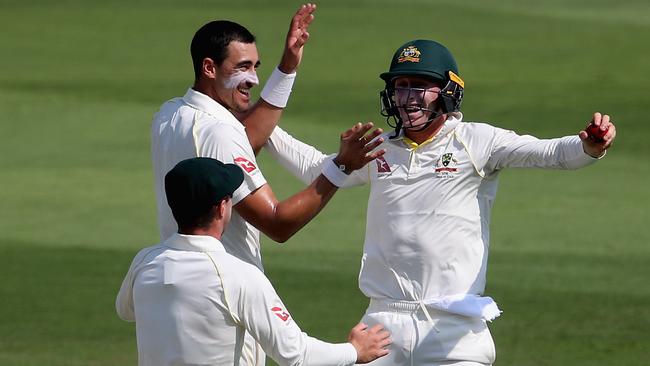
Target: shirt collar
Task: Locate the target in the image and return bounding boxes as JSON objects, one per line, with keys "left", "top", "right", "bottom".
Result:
{"left": 162, "top": 233, "right": 226, "bottom": 252}
{"left": 182, "top": 88, "right": 240, "bottom": 125}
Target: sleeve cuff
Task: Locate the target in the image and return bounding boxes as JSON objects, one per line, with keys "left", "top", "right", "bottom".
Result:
{"left": 563, "top": 136, "right": 603, "bottom": 169}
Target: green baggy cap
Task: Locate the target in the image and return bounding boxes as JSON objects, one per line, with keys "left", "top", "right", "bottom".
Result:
{"left": 165, "top": 157, "right": 244, "bottom": 215}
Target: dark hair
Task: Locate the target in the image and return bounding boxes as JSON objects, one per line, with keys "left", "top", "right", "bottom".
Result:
{"left": 190, "top": 20, "right": 256, "bottom": 80}
{"left": 173, "top": 203, "right": 221, "bottom": 232}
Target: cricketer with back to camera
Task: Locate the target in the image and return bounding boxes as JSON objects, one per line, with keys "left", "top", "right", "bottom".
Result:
{"left": 116, "top": 157, "right": 391, "bottom": 366}
{"left": 264, "top": 38, "right": 617, "bottom": 365}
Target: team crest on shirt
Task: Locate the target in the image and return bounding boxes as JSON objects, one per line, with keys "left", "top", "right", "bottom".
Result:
{"left": 271, "top": 307, "right": 290, "bottom": 322}
{"left": 434, "top": 152, "right": 459, "bottom": 178}
{"left": 398, "top": 46, "right": 421, "bottom": 63}
{"left": 375, "top": 156, "right": 391, "bottom": 173}
{"left": 234, "top": 157, "right": 257, "bottom": 173}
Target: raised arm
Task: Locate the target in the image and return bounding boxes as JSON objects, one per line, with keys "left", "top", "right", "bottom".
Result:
{"left": 235, "top": 123, "right": 385, "bottom": 242}
{"left": 240, "top": 3, "right": 317, "bottom": 154}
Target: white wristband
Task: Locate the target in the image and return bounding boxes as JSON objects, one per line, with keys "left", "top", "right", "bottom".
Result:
{"left": 260, "top": 67, "right": 296, "bottom": 108}
{"left": 321, "top": 157, "right": 349, "bottom": 187}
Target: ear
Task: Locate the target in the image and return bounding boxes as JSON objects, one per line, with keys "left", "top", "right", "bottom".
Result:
{"left": 217, "top": 198, "right": 229, "bottom": 218}
{"left": 201, "top": 57, "right": 217, "bottom": 80}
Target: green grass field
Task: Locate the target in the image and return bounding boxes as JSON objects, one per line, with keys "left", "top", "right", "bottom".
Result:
{"left": 1, "top": 0, "right": 649, "bottom": 365}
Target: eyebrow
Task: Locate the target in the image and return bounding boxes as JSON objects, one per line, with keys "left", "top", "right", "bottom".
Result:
{"left": 236, "top": 60, "right": 261, "bottom": 68}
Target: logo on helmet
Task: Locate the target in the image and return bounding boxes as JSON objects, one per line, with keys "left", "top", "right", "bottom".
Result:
{"left": 398, "top": 46, "right": 421, "bottom": 63}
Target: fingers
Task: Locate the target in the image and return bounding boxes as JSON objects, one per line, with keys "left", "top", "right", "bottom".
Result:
{"left": 346, "top": 122, "right": 384, "bottom": 142}
{"left": 581, "top": 112, "right": 617, "bottom": 157}
{"left": 364, "top": 138, "right": 385, "bottom": 153}
{"left": 578, "top": 130, "right": 589, "bottom": 142}
{"left": 363, "top": 127, "right": 384, "bottom": 142}
{"left": 352, "top": 322, "right": 368, "bottom": 332}
{"left": 349, "top": 323, "right": 392, "bottom": 363}
{"left": 368, "top": 324, "right": 388, "bottom": 336}
{"left": 591, "top": 112, "right": 602, "bottom": 127}
{"left": 340, "top": 122, "right": 363, "bottom": 140}
{"left": 290, "top": 3, "right": 316, "bottom": 34}
{"left": 350, "top": 122, "right": 375, "bottom": 140}
{"left": 341, "top": 122, "right": 372, "bottom": 141}
{"left": 583, "top": 112, "right": 616, "bottom": 145}
{"left": 369, "top": 324, "right": 392, "bottom": 353}
{"left": 293, "top": 30, "right": 311, "bottom": 49}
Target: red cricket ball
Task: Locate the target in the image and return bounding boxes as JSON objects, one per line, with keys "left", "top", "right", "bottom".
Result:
{"left": 585, "top": 123, "right": 608, "bottom": 143}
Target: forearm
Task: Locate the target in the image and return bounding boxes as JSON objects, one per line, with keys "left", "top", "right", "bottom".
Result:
{"left": 236, "top": 175, "right": 338, "bottom": 243}
{"left": 265, "top": 126, "right": 329, "bottom": 184}
{"left": 301, "top": 338, "right": 357, "bottom": 366}
{"left": 241, "top": 99, "right": 283, "bottom": 154}
{"left": 268, "top": 175, "right": 338, "bottom": 242}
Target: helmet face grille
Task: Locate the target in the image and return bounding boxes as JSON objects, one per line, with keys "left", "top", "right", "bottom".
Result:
{"left": 379, "top": 74, "right": 464, "bottom": 135}
{"left": 393, "top": 87, "right": 439, "bottom": 129}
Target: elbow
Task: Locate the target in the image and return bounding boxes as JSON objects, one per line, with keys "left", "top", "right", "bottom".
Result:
{"left": 266, "top": 231, "right": 292, "bottom": 243}
{"left": 116, "top": 307, "right": 135, "bottom": 322}
{"left": 264, "top": 226, "right": 297, "bottom": 243}
{"left": 115, "top": 296, "right": 136, "bottom": 322}
{"left": 273, "top": 236, "right": 290, "bottom": 244}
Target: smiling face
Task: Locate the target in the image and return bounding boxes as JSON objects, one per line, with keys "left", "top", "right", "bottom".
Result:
{"left": 213, "top": 41, "right": 260, "bottom": 113}
{"left": 393, "top": 75, "right": 442, "bottom": 129}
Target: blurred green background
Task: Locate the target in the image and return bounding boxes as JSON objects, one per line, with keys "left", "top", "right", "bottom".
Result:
{"left": 1, "top": 0, "right": 648, "bottom": 365}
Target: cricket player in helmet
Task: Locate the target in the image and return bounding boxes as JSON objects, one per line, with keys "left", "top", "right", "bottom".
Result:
{"left": 380, "top": 40, "right": 464, "bottom": 136}
{"left": 263, "top": 38, "right": 617, "bottom": 365}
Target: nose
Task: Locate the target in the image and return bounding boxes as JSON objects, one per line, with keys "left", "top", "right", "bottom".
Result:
{"left": 243, "top": 70, "right": 259, "bottom": 88}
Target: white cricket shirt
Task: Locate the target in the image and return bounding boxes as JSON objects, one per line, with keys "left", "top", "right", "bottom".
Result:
{"left": 151, "top": 88, "right": 267, "bottom": 270}
{"left": 265, "top": 113, "right": 599, "bottom": 306}
{"left": 116, "top": 234, "right": 357, "bottom": 366}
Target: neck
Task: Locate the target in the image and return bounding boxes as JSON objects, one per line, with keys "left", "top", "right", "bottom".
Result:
{"left": 178, "top": 223, "right": 224, "bottom": 241}
{"left": 404, "top": 114, "right": 447, "bottom": 144}
{"left": 193, "top": 79, "right": 218, "bottom": 102}
{"left": 193, "top": 80, "right": 243, "bottom": 120}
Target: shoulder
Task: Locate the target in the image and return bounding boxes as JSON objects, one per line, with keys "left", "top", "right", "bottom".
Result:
{"left": 128, "top": 244, "right": 165, "bottom": 269}
{"left": 456, "top": 121, "right": 501, "bottom": 135}
{"left": 152, "top": 97, "right": 183, "bottom": 122}
{"left": 454, "top": 121, "right": 511, "bottom": 144}
{"left": 215, "top": 252, "right": 274, "bottom": 294}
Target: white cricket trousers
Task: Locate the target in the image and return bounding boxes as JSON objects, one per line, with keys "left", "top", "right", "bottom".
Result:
{"left": 358, "top": 298, "right": 496, "bottom": 366}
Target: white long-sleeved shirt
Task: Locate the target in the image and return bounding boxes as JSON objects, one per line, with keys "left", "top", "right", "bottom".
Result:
{"left": 151, "top": 88, "right": 267, "bottom": 271}
{"left": 116, "top": 233, "right": 357, "bottom": 366}
{"left": 265, "top": 113, "right": 599, "bottom": 305}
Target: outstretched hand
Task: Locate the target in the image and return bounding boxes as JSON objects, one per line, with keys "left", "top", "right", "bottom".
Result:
{"left": 579, "top": 112, "right": 617, "bottom": 158}
{"left": 334, "top": 122, "right": 386, "bottom": 174}
{"left": 278, "top": 3, "right": 317, "bottom": 74}
{"left": 348, "top": 323, "right": 391, "bottom": 364}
